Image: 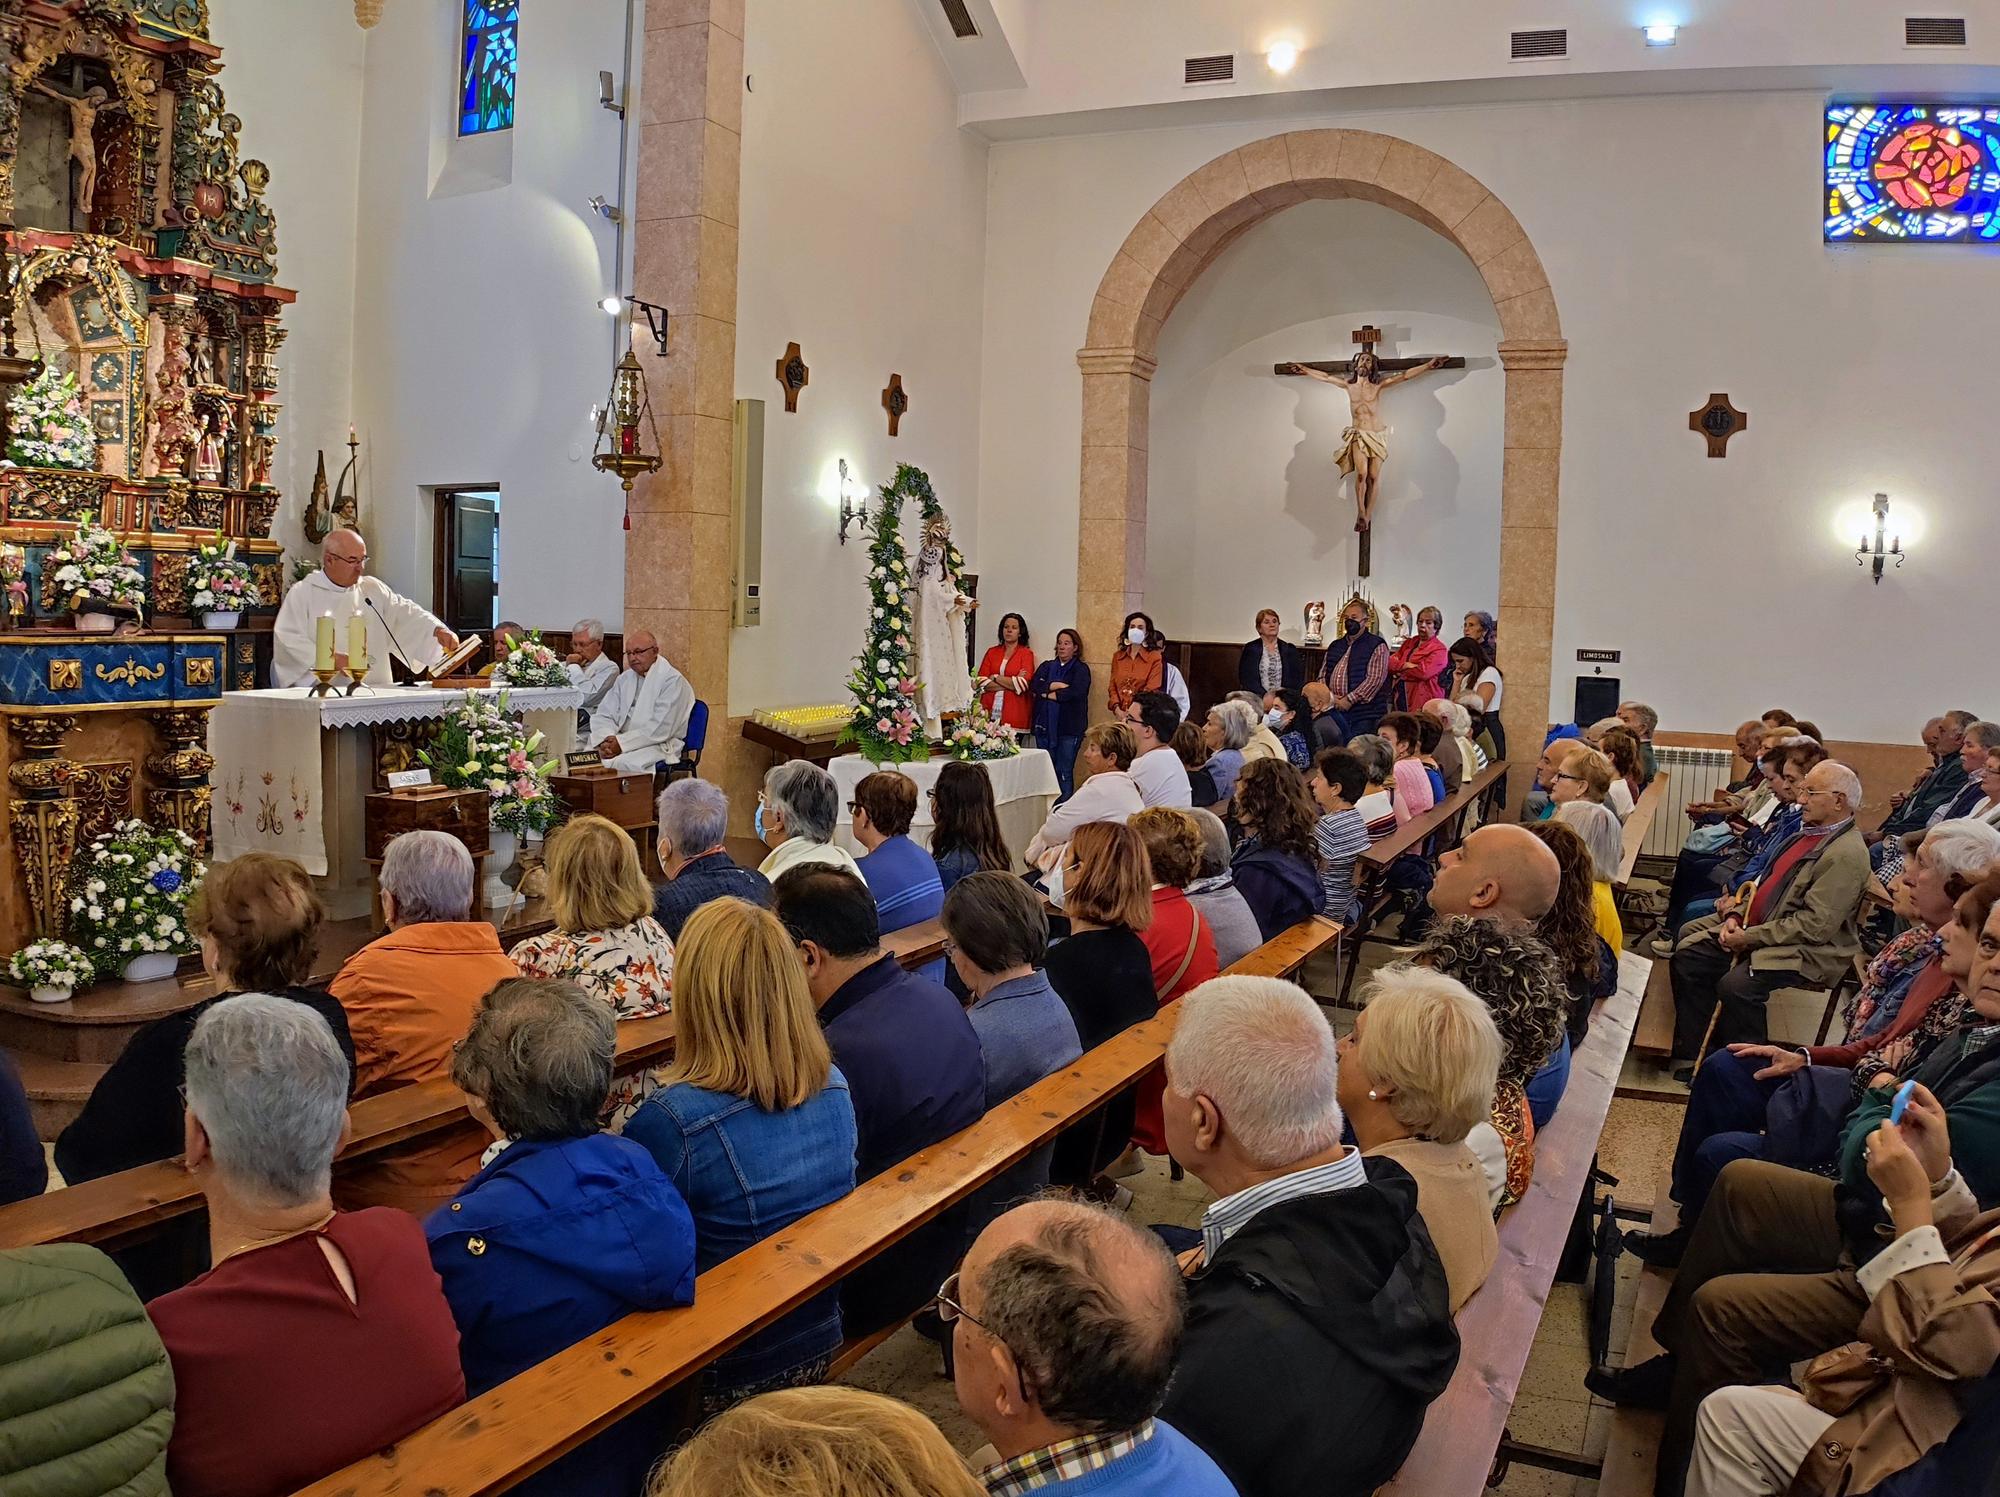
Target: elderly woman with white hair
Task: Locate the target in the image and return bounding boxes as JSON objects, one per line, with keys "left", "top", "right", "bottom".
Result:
{"left": 1340, "top": 965, "right": 1506, "bottom": 1310}
{"left": 330, "top": 830, "right": 518, "bottom": 1215}
{"left": 755, "top": 759, "right": 862, "bottom": 883}
{"left": 1156, "top": 975, "right": 1461, "bottom": 1497}
{"left": 1557, "top": 796, "right": 1629, "bottom": 952}
{"left": 148, "top": 995, "right": 467, "bottom": 1496}
{"left": 1196, "top": 698, "right": 1258, "bottom": 809}
{"left": 428, "top": 978, "right": 695, "bottom": 1495}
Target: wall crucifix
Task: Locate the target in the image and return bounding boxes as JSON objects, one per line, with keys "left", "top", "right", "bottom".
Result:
{"left": 1276, "top": 324, "right": 1463, "bottom": 576}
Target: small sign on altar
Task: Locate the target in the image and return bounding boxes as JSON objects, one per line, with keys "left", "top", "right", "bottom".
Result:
{"left": 386, "top": 768, "right": 433, "bottom": 790}
{"left": 564, "top": 749, "right": 604, "bottom": 770}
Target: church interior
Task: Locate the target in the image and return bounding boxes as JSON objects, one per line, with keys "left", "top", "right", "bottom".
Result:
{"left": 0, "top": 2, "right": 1995, "bottom": 1495}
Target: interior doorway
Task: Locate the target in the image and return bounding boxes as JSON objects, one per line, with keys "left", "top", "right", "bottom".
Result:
{"left": 433, "top": 486, "right": 500, "bottom": 636}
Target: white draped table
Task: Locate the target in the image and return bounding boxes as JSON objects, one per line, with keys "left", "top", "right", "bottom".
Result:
{"left": 209, "top": 685, "right": 581, "bottom": 919}
{"left": 829, "top": 750, "right": 1060, "bottom": 864}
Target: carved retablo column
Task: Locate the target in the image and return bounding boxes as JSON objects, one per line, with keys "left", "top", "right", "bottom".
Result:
{"left": 145, "top": 706, "right": 214, "bottom": 854}
{"left": 7, "top": 715, "right": 82, "bottom": 937}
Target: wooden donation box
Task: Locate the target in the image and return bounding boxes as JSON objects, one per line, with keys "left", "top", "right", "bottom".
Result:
{"left": 0, "top": 632, "right": 227, "bottom": 953}
{"left": 207, "top": 684, "right": 581, "bottom": 921}
{"left": 551, "top": 766, "right": 655, "bottom": 828}
{"left": 363, "top": 786, "right": 492, "bottom": 860}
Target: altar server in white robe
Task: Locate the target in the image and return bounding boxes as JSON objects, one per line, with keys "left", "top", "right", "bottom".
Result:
{"left": 563, "top": 617, "right": 620, "bottom": 715}
{"left": 589, "top": 630, "right": 694, "bottom": 772}
{"left": 270, "top": 529, "right": 459, "bottom": 688}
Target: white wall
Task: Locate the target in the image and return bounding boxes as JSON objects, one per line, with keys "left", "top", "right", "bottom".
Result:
{"left": 350, "top": 0, "right": 630, "bottom": 620}
{"left": 1148, "top": 199, "right": 1501, "bottom": 643}
{"left": 979, "top": 90, "right": 2000, "bottom": 744}
{"left": 728, "top": 0, "right": 988, "bottom": 711}
{"left": 207, "top": 0, "right": 366, "bottom": 568}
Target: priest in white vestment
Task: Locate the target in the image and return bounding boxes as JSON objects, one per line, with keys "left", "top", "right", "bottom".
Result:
{"left": 270, "top": 530, "right": 459, "bottom": 688}
{"left": 588, "top": 630, "right": 694, "bottom": 772}
{"left": 563, "top": 616, "right": 620, "bottom": 716}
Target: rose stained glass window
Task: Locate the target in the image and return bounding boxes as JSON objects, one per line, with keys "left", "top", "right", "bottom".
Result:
{"left": 1826, "top": 103, "right": 2000, "bottom": 243}
{"left": 460, "top": 0, "right": 519, "bottom": 137}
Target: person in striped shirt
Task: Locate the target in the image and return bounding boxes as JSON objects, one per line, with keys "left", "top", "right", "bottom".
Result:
{"left": 1310, "top": 747, "right": 1373, "bottom": 925}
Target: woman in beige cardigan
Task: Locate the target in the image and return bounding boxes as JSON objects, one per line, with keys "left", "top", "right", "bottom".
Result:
{"left": 1337, "top": 963, "right": 1505, "bottom": 1311}
{"left": 1688, "top": 1082, "right": 2000, "bottom": 1497}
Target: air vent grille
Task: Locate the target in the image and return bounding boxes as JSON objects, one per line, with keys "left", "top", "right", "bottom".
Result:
{"left": 1905, "top": 16, "right": 1967, "bottom": 46}
{"left": 1184, "top": 53, "right": 1235, "bottom": 85}
{"left": 1510, "top": 28, "right": 1568, "bottom": 60}
{"left": 937, "top": 0, "right": 979, "bottom": 40}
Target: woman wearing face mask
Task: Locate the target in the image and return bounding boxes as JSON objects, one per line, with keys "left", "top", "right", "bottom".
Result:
{"left": 1107, "top": 611, "right": 1163, "bottom": 715}
{"left": 1319, "top": 599, "right": 1392, "bottom": 740}
{"left": 1262, "top": 688, "right": 1314, "bottom": 768}
{"left": 1389, "top": 605, "right": 1448, "bottom": 714}
{"left": 1027, "top": 627, "right": 1090, "bottom": 799}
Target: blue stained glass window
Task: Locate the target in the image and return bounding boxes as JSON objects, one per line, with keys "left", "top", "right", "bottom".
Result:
{"left": 460, "top": 0, "right": 519, "bottom": 137}
{"left": 1825, "top": 102, "right": 2000, "bottom": 243}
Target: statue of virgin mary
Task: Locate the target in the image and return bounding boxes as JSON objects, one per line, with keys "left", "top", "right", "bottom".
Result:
{"left": 912, "top": 512, "right": 975, "bottom": 736}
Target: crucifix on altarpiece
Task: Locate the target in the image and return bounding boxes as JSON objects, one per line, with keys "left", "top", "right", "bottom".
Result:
{"left": 1276, "top": 324, "right": 1464, "bottom": 577}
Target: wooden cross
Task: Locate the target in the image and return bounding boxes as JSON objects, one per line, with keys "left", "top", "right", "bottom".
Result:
{"left": 774, "top": 341, "right": 809, "bottom": 412}
{"left": 881, "top": 372, "right": 908, "bottom": 437}
{"left": 1271, "top": 324, "right": 1466, "bottom": 379}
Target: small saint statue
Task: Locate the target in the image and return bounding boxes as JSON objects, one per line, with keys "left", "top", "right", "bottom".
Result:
{"left": 30, "top": 80, "right": 124, "bottom": 224}
{"left": 1279, "top": 349, "right": 1452, "bottom": 532}
{"left": 1302, "top": 599, "right": 1327, "bottom": 647}
{"left": 193, "top": 413, "right": 223, "bottom": 485}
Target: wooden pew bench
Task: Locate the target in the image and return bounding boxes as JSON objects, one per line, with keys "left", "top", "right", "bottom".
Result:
{"left": 295, "top": 915, "right": 1344, "bottom": 1497}
{"left": 1381, "top": 950, "right": 1646, "bottom": 1495}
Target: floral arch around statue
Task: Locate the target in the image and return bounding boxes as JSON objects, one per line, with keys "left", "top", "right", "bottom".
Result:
{"left": 839, "top": 462, "right": 977, "bottom": 764}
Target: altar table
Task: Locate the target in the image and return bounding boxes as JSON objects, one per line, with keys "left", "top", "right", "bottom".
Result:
{"left": 209, "top": 685, "right": 581, "bottom": 920}
{"left": 828, "top": 751, "right": 1059, "bottom": 865}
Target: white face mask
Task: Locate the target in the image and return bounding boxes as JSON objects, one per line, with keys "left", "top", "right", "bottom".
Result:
{"left": 1127, "top": 627, "right": 1146, "bottom": 647}
{"left": 1264, "top": 709, "right": 1285, "bottom": 729}
{"left": 1044, "top": 858, "right": 1067, "bottom": 910}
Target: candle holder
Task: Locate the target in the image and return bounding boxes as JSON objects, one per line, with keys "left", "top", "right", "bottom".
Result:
{"left": 342, "top": 659, "right": 373, "bottom": 696}
{"left": 307, "top": 667, "right": 338, "bottom": 699}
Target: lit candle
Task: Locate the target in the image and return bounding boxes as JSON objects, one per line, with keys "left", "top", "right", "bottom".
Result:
{"left": 314, "top": 613, "right": 334, "bottom": 671}
{"left": 347, "top": 614, "right": 368, "bottom": 669}
{"left": 348, "top": 422, "right": 358, "bottom": 446}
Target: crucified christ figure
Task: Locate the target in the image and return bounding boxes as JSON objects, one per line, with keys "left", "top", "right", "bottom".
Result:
{"left": 31, "top": 80, "right": 124, "bottom": 224}
{"left": 1279, "top": 349, "right": 1451, "bottom": 531}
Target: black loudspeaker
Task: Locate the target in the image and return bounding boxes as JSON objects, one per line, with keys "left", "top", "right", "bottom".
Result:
{"left": 1574, "top": 675, "right": 1620, "bottom": 727}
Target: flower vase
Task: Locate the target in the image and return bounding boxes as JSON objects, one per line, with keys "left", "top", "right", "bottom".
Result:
{"left": 200, "top": 610, "right": 241, "bottom": 631}
{"left": 75, "top": 611, "right": 116, "bottom": 633}
{"left": 484, "top": 828, "right": 519, "bottom": 908}
{"left": 28, "top": 984, "right": 75, "bottom": 1005}
{"left": 120, "top": 951, "right": 178, "bottom": 983}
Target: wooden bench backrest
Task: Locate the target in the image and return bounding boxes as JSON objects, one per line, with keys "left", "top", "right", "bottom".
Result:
{"left": 296, "top": 917, "right": 1342, "bottom": 1497}
{"left": 1381, "top": 955, "right": 1645, "bottom": 1495}
{"left": 1615, "top": 773, "right": 1670, "bottom": 890}
{"left": 0, "top": 919, "right": 950, "bottom": 1254}
{"left": 1359, "top": 762, "right": 1507, "bottom": 872}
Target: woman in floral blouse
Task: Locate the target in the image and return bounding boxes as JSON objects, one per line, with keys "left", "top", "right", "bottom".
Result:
{"left": 509, "top": 813, "right": 674, "bottom": 1124}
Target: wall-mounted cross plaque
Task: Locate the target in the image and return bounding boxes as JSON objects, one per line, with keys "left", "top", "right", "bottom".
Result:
{"left": 1688, "top": 393, "right": 1748, "bottom": 458}
{"left": 882, "top": 373, "right": 908, "bottom": 437}
{"left": 774, "top": 342, "right": 810, "bottom": 413}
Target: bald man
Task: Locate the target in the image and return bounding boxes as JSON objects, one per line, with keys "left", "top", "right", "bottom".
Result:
{"left": 270, "top": 528, "right": 458, "bottom": 687}
{"left": 949, "top": 1199, "right": 1236, "bottom": 1494}
{"left": 588, "top": 630, "right": 693, "bottom": 772}
{"left": 1430, "top": 823, "right": 1562, "bottom": 928}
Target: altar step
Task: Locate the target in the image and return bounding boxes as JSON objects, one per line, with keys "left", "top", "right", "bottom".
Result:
{"left": 11, "top": 1054, "right": 106, "bottom": 1141}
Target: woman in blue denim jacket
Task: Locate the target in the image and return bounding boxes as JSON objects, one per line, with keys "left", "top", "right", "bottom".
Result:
{"left": 623, "top": 897, "right": 857, "bottom": 1412}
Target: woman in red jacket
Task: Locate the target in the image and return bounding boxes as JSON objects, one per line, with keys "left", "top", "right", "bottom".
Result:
{"left": 1389, "top": 604, "right": 1448, "bottom": 713}
{"left": 975, "top": 612, "right": 1035, "bottom": 732}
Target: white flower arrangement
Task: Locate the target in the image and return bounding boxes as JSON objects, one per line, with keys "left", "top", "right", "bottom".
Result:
{"left": 188, "top": 533, "right": 260, "bottom": 612}
{"left": 947, "top": 702, "right": 1021, "bottom": 763}
{"left": 65, "top": 820, "right": 203, "bottom": 978}
{"left": 493, "top": 630, "right": 572, "bottom": 688}
{"left": 421, "top": 690, "right": 564, "bottom": 836}
{"left": 45, "top": 523, "right": 147, "bottom": 618}
{"left": 841, "top": 464, "right": 963, "bottom": 764}
{"left": 5, "top": 940, "right": 96, "bottom": 994}
{"left": 5, "top": 366, "right": 97, "bottom": 470}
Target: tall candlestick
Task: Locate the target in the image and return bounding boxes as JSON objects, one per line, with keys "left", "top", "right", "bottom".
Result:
{"left": 347, "top": 614, "right": 368, "bottom": 669}
{"left": 314, "top": 613, "right": 335, "bottom": 672}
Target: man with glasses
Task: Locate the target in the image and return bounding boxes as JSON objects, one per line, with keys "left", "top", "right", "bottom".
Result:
{"left": 942, "top": 1198, "right": 1237, "bottom": 1496}
{"left": 1669, "top": 760, "right": 1870, "bottom": 1068}
{"left": 1120, "top": 691, "right": 1191, "bottom": 809}
{"left": 587, "top": 628, "right": 694, "bottom": 772}
{"left": 270, "top": 527, "right": 459, "bottom": 687}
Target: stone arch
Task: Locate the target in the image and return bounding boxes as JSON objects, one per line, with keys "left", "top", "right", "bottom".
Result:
{"left": 1077, "top": 129, "right": 1565, "bottom": 783}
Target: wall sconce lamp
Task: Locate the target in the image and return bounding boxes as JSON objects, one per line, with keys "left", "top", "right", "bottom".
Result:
{"left": 837, "top": 458, "right": 867, "bottom": 545}
{"left": 1857, "top": 492, "right": 1906, "bottom": 584}
{"left": 588, "top": 194, "right": 624, "bottom": 224}
{"left": 599, "top": 295, "right": 669, "bottom": 356}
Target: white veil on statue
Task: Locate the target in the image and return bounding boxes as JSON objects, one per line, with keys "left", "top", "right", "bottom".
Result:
{"left": 911, "top": 512, "right": 973, "bottom": 735}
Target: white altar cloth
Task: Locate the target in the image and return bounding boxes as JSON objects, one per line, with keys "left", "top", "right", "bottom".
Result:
{"left": 828, "top": 750, "right": 1060, "bottom": 864}
{"left": 210, "top": 685, "right": 580, "bottom": 913}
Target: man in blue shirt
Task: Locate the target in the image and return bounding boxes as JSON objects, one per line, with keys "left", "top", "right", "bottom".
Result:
{"left": 651, "top": 779, "right": 770, "bottom": 940}
{"left": 851, "top": 769, "right": 946, "bottom": 984}
{"left": 774, "top": 865, "right": 984, "bottom": 1334}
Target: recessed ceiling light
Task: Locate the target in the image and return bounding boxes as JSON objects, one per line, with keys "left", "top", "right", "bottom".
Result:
{"left": 1266, "top": 40, "right": 1299, "bottom": 74}
{"left": 1643, "top": 23, "right": 1678, "bottom": 45}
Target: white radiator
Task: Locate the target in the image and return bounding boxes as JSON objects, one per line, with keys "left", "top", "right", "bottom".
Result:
{"left": 1646, "top": 747, "right": 1737, "bottom": 858}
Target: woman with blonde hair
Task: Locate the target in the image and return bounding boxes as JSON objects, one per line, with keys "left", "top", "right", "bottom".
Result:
{"left": 623, "top": 898, "right": 856, "bottom": 1412}
{"left": 1339, "top": 964, "right": 1504, "bottom": 1309}
{"left": 650, "top": 1385, "right": 982, "bottom": 1497}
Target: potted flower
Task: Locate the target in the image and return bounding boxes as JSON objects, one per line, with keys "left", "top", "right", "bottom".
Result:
{"left": 420, "top": 691, "right": 563, "bottom": 906}
{"left": 5, "top": 366, "right": 98, "bottom": 472}
{"left": 947, "top": 702, "right": 1023, "bottom": 763}
{"left": 5, "top": 940, "right": 96, "bottom": 1004}
{"left": 492, "top": 630, "right": 572, "bottom": 688}
{"left": 188, "top": 532, "right": 259, "bottom": 629}
{"left": 65, "top": 819, "right": 203, "bottom": 982}
{"left": 44, "top": 522, "right": 146, "bottom": 632}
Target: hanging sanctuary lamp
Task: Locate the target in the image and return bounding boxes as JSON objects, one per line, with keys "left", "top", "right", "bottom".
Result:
{"left": 591, "top": 325, "right": 665, "bottom": 531}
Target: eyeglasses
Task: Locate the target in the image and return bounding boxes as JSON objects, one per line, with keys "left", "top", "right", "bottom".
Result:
{"left": 324, "top": 551, "right": 366, "bottom": 567}
{"left": 933, "top": 1270, "right": 988, "bottom": 1331}
{"left": 627, "top": 645, "right": 658, "bottom": 658}
{"left": 1554, "top": 771, "right": 1584, "bottom": 784}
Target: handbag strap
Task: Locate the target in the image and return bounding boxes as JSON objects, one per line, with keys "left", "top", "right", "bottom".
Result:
{"left": 1158, "top": 907, "right": 1203, "bottom": 1001}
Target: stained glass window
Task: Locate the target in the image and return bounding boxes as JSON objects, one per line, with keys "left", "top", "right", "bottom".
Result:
{"left": 1826, "top": 103, "right": 2000, "bottom": 243}
{"left": 460, "top": 0, "right": 519, "bottom": 137}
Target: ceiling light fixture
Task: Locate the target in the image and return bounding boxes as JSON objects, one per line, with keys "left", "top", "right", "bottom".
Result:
{"left": 1265, "top": 39, "right": 1299, "bottom": 74}
{"left": 1643, "top": 23, "right": 1678, "bottom": 45}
